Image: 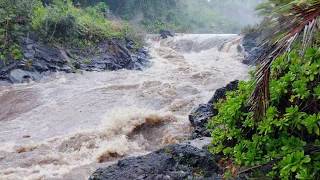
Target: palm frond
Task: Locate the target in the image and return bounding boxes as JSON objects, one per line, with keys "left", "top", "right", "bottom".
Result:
{"left": 249, "top": 1, "right": 320, "bottom": 119}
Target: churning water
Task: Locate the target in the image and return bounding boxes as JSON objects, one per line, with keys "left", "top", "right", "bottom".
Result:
{"left": 0, "top": 34, "right": 249, "bottom": 180}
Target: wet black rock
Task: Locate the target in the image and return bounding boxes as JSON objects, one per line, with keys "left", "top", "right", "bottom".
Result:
{"left": 0, "top": 38, "right": 68, "bottom": 82}
{"left": 9, "top": 69, "right": 41, "bottom": 83}
{"left": 77, "top": 40, "right": 148, "bottom": 71}
{"left": 159, "top": 29, "right": 175, "bottom": 39}
{"left": 0, "top": 37, "right": 149, "bottom": 83}
{"left": 189, "top": 80, "right": 239, "bottom": 139}
{"left": 89, "top": 142, "right": 221, "bottom": 180}
{"left": 126, "top": 38, "right": 136, "bottom": 50}
{"left": 241, "top": 31, "right": 267, "bottom": 65}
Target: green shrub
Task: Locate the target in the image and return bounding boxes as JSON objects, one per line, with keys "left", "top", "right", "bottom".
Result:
{"left": 208, "top": 47, "right": 320, "bottom": 179}
{"left": 0, "top": 0, "right": 41, "bottom": 64}
{"left": 31, "top": 0, "right": 125, "bottom": 46}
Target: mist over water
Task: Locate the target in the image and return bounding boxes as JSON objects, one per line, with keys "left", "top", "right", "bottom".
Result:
{"left": 210, "top": 0, "right": 264, "bottom": 28}
{"left": 0, "top": 34, "right": 249, "bottom": 179}
{"left": 110, "top": 0, "right": 264, "bottom": 33}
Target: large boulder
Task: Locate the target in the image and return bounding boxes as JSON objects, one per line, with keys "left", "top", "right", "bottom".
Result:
{"left": 0, "top": 38, "right": 73, "bottom": 83}
{"left": 89, "top": 140, "right": 221, "bottom": 180}
{"left": 189, "top": 80, "right": 239, "bottom": 139}
{"left": 8, "top": 69, "right": 41, "bottom": 83}
{"left": 159, "top": 29, "right": 175, "bottom": 39}
{"left": 78, "top": 40, "right": 149, "bottom": 71}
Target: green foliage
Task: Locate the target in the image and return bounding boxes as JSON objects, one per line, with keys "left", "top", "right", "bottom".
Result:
{"left": 31, "top": 0, "right": 125, "bottom": 46}
{"left": 0, "top": 0, "right": 144, "bottom": 65}
{"left": 0, "top": 0, "right": 41, "bottom": 64}
{"left": 208, "top": 48, "right": 320, "bottom": 179}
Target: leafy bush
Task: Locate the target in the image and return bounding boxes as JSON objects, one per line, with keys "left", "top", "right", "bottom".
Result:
{"left": 0, "top": 0, "right": 145, "bottom": 65}
{"left": 32, "top": 0, "right": 125, "bottom": 46}
{"left": 208, "top": 48, "right": 320, "bottom": 179}
{"left": 0, "top": 0, "right": 41, "bottom": 64}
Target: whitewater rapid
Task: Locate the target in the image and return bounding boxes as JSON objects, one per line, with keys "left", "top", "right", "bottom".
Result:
{"left": 0, "top": 34, "right": 249, "bottom": 180}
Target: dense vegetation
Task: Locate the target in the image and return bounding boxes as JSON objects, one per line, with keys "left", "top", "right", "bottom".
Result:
{"left": 0, "top": 0, "right": 137, "bottom": 65}
{"left": 0, "top": 0, "right": 40, "bottom": 63}
{"left": 208, "top": 0, "right": 320, "bottom": 179}
{"left": 32, "top": 1, "right": 125, "bottom": 45}
{"left": 209, "top": 49, "right": 320, "bottom": 179}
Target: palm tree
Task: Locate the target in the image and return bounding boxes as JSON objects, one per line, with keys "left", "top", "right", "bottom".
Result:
{"left": 250, "top": 0, "right": 320, "bottom": 119}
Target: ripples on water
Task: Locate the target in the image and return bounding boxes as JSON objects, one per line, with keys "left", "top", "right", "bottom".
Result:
{"left": 0, "top": 34, "right": 249, "bottom": 180}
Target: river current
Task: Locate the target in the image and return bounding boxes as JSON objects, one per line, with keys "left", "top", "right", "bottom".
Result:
{"left": 0, "top": 34, "right": 249, "bottom": 180}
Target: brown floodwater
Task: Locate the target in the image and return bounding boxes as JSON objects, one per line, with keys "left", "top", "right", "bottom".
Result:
{"left": 0, "top": 34, "right": 249, "bottom": 180}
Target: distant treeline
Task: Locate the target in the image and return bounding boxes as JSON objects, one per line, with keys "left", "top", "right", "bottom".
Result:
{"left": 69, "top": 0, "right": 263, "bottom": 33}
